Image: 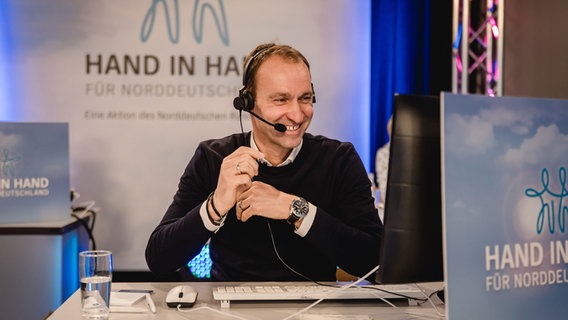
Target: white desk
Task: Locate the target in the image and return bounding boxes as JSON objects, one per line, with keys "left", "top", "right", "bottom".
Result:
{"left": 48, "top": 282, "right": 445, "bottom": 320}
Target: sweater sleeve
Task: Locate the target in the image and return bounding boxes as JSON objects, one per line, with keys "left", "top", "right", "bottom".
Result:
{"left": 302, "top": 142, "right": 383, "bottom": 278}
{"left": 145, "top": 142, "right": 220, "bottom": 278}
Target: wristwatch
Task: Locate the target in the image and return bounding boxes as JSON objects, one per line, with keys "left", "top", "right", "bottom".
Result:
{"left": 287, "top": 197, "right": 309, "bottom": 225}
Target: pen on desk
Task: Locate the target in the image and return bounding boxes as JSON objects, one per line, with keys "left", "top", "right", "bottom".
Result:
{"left": 116, "top": 289, "right": 154, "bottom": 293}
{"left": 146, "top": 293, "right": 157, "bottom": 313}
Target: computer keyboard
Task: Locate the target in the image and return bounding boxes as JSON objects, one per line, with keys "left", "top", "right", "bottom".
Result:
{"left": 212, "top": 282, "right": 425, "bottom": 308}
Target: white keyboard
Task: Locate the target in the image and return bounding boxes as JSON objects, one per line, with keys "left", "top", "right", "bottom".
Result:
{"left": 212, "top": 282, "right": 424, "bottom": 307}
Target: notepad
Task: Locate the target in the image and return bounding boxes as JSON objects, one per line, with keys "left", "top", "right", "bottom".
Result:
{"left": 109, "top": 306, "right": 148, "bottom": 313}
{"left": 110, "top": 292, "right": 146, "bottom": 306}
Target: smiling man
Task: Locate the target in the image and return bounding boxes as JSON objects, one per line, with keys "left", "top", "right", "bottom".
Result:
{"left": 146, "top": 43, "right": 383, "bottom": 281}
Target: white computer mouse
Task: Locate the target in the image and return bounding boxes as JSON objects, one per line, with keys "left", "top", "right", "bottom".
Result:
{"left": 166, "top": 285, "right": 198, "bottom": 308}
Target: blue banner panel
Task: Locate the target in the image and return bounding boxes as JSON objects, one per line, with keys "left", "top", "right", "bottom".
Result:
{"left": 0, "top": 122, "right": 70, "bottom": 223}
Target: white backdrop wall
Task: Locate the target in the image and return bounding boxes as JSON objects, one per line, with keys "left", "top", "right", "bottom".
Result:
{"left": 1, "top": 0, "right": 371, "bottom": 270}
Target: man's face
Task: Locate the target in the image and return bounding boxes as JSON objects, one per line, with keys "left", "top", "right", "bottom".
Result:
{"left": 251, "top": 55, "right": 314, "bottom": 154}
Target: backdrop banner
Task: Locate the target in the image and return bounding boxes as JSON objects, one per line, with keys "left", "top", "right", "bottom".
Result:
{"left": 1, "top": 0, "right": 371, "bottom": 269}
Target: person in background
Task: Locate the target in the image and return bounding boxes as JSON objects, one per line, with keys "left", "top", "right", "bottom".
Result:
{"left": 146, "top": 43, "right": 382, "bottom": 281}
{"left": 375, "top": 115, "right": 392, "bottom": 214}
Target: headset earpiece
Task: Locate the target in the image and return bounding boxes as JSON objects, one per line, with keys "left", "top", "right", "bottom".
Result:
{"left": 233, "top": 88, "right": 255, "bottom": 111}
{"left": 233, "top": 47, "right": 271, "bottom": 112}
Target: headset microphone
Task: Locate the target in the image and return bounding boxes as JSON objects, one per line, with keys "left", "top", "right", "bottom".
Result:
{"left": 247, "top": 110, "right": 287, "bottom": 133}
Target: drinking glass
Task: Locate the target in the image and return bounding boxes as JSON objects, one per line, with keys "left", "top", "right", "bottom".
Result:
{"left": 79, "top": 250, "right": 113, "bottom": 319}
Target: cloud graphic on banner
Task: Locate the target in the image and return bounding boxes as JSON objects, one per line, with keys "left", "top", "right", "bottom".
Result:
{"left": 479, "top": 105, "right": 528, "bottom": 126}
{"left": 446, "top": 113, "right": 495, "bottom": 156}
{"left": 446, "top": 105, "right": 537, "bottom": 158}
{"left": 500, "top": 124, "right": 568, "bottom": 169}
{"left": 479, "top": 105, "right": 533, "bottom": 135}
{"left": 0, "top": 130, "right": 22, "bottom": 149}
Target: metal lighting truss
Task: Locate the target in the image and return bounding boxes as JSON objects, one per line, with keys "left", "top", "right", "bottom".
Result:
{"left": 452, "top": 0, "right": 504, "bottom": 96}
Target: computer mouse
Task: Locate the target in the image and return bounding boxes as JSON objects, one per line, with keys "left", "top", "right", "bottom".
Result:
{"left": 166, "top": 285, "right": 198, "bottom": 308}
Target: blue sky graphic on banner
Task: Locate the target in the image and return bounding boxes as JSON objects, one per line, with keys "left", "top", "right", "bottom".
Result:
{"left": 442, "top": 93, "right": 568, "bottom": 320}
{"left": 0, "top": 122, "right": 70, "bottom": 223}
{"left": 0, "top": 0, "right": 371, "bottom": 269}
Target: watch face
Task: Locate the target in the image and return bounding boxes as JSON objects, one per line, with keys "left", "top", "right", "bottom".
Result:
{"left": 292, "top": 198, "right": 309, "bottom": 217}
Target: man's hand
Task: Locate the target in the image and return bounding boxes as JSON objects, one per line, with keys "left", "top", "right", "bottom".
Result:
{"left": 213, "top": 147, "right": 265, "bottom": 216}
{"left": 236, "top": 181, "right": 295, "bottom": 222}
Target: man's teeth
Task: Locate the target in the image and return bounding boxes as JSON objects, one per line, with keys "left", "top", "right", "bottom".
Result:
{"left": 286, "top": 125, "right": 300, "bottom": 131}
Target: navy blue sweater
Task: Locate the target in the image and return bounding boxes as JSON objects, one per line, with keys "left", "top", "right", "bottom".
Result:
{"left": 145, "top": 132, "right": 382, "bottom": 281}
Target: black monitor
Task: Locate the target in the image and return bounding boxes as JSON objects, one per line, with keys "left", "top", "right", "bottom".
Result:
{"left": 375, "top": 94, "right": 443, "bottom": 284}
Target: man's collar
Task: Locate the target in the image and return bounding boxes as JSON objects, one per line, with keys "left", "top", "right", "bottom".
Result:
{"left": 250, "top": 131, "right": 303, "bottom": 167}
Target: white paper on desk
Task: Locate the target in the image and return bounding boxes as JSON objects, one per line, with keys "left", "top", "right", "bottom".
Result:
{"left": 296, "top": 316, "right": 371, "bottom": 320}
{"left": 110, "top": 306, "right": 148, "bottom": 313}
{"left": 110, "top": 292, "right": 146, "bottom": 306}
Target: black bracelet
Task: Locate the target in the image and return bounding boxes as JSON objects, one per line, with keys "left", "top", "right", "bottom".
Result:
{"left": 209, "top": 192, "right": 224, "bottom": 219}
{"left": 205, "top": 193, "right": 221, "bottom": 226}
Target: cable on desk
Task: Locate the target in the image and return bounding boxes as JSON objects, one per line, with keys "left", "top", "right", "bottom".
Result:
{"left": 413, "top": 283, "right": 447, "bottom": 319}
{"left": 268, "top": 221, "right": 429, "bottom": 302}
{"left": 359, "top": 283, "right": 429, "bottom": 302}
{"left": 177, "top": 304, "right": 249, "bottom": 320}
{"left": 240, "top": 221, "right": 443, "bottom": 320}
{"left": 280, "top": 264, "right": 380, "bottom": 320}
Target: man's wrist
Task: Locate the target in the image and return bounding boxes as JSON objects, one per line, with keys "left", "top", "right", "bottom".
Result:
{"left": 210, "top": 192, "right": 226, "bottom": 218}
{"left": 287, "top": 197, "right": 309, "bottom": 226}
{"left": 206, "top": 192, "right": 227, "bottom": 226}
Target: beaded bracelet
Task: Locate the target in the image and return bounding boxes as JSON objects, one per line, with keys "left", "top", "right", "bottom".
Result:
{"left": 206, "top": 192, "right": 222, "bottom": 226}
{"left": 209, "top": 192, "right": 224, "bottom": 219}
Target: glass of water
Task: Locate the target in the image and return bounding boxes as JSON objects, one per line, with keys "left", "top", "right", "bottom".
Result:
{"left": 79, "top": 250, "right": 113, "bottom": 319}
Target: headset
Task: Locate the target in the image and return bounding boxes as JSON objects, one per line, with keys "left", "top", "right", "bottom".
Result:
{"left": 232, "top": 46, "right": 316, "bottom": 113}
{"left": 232, "top": 48, "right": 265, "bottom": 112}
